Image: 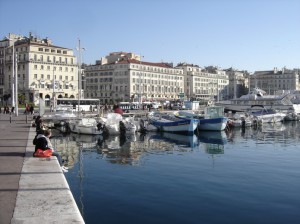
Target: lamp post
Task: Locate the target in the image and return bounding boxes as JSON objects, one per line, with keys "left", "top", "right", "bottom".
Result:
{"left": 10, "top": 40, "right": 15, "bottom": 109}
{"left": 15, "top": 52, "right": 18, "bottom": 116}
{"left": 6, "top": 36, "right": 18, "bottom": 115}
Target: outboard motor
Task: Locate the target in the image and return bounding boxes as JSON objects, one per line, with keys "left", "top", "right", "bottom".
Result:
{"left": 65, "top": 121, "right": 71, "bottom": 133}
{"left": 102, "top": 124, "right": 109, "bottom": 137}
{"left": 97, "top": 122, "right": 103, "bottom": 131}
{"left": 139, "top": 119, "right": 147, "bottom": 134}
{"left": 119, "top": 121, "right": 126, "bottom": 135}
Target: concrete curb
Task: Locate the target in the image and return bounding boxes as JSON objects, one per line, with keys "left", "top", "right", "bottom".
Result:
{"left": 11, "top": 127, "right": 85, "bottom": 224}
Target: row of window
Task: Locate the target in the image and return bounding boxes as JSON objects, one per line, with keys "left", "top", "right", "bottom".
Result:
{"left": 32, "top": 54, "right": 74, "bottom": 64}
{"left": 38, "top": 48, "right": 68, "bottom": 54}
{"left": 31, "top": 84, "right": 74, "bottom": 90}
{"left": 33, "top": 74, "right": 74, "bottom": 81}
{"left": 33, "top": 65, "right": 74, "bottom": 72}
{"left": 86, "top": 85, "right": 183, "bottom": 93}
{"left": 88, "top": 64, "right": 182, "bottom": 75}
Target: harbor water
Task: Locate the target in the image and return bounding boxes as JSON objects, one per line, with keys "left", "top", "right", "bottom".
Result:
{"left": 51, "top": 121, "right": 300, "bottom": 224}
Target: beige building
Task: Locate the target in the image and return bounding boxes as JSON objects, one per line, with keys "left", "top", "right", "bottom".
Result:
{"left": 175, "top": 63, "right": 229, "bottom": 102}
{"left": 84, "top": 52, "right": 185, "bottom": 104}
{"left": 0, "top": 33, "right": 78, "bottom": 106}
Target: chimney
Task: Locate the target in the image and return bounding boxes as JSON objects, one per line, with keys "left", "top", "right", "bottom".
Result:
{"left": 274, "top": 67, "right": 277, "bottom": 74}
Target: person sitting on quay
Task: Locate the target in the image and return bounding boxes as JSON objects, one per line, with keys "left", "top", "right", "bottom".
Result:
{"left": 35, "top": 115, "right": 43, "bottom": 132}
{"left": 33, "top": 129, "right": 68, "bottom": 173}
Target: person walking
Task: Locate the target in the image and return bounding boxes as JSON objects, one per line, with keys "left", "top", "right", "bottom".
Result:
{"left": 30, "top": 105, "right": 34, "bottom": 115}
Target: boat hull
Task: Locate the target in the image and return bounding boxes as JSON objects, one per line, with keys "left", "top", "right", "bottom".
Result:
{"left": 70, "top": 118, "right": 103, "bottom": 135}
{"left": 150, "top": 118, "right": 198, "bottom": 134}
{"left": 198, "top": 117, "right": 228, "bottom": 131}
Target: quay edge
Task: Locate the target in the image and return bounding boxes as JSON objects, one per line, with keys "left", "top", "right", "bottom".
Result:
{"left": 11, "top": 125, "right": 84, "bottom": 224}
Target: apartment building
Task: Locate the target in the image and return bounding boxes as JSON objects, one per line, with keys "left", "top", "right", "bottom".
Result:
{"left": 84, "top": 52, "right": 185, "bottom": 104}
{"left": 250, "top": 67, "right": 299, "bottom": 95}
{"left": 175, "top": 63, "right": 229, "bottom": 102}
{"left": 0, "top": 33, "right": 78, "bottom": 106}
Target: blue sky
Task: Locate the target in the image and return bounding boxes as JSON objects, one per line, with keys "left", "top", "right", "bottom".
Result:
{"left": 1, "top": 0, "right": 299, "bottom": 72}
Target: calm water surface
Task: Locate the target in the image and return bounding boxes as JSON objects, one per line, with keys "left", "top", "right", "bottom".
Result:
{"left": 53, "top": 121, "right": 300, "bottom": 224}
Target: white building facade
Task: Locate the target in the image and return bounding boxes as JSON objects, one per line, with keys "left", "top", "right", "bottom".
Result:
{"left": 0, "top": 33, "right": 78, "bottom": 106}
{"left": 84, "top": 52, "right": 185, "bottom": 104}
{"left": 175, "top": 63, "right": 229, "bottom": 102}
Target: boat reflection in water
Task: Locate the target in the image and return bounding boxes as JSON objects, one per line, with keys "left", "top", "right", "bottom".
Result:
{"left": 53, "top": 132, "right": 202, "bottom": 167}
{"left": 158, "top": 132, "right": 199, "bottom": 148}
{"left": 198, "top": 131, "right": 227, "bottom": 155}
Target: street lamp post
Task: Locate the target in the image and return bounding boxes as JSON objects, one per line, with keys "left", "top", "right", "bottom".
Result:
{"left": 11, "top": 41, "right": 15, "bottom": 109}
{"left": 6, "top": 37, "right": 18, "bottom": 115}
{"left": 15, "top": 52, "right": 18, "bottom": 116}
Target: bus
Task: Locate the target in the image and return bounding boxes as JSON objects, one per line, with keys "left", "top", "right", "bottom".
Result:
{"left": 119, "top": 102, "right": 140, "bottom": 110}
{"left": 54, "top": 98, "right": 101, "bottom": 112}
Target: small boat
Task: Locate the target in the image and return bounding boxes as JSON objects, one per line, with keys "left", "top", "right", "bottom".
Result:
{"left": 69, "top": 118, "right": 104, "bottom": 135}
{"left": 249, "top": 105, "right": 286, "bottom": 125}
{"left": 174, "top": 106, "right": 228, "bottom": 131}
{"left": 227, "top": 113, "right": 252, "bottom": 128}
{"left": 149, "top": 112, "right": 199, "bottom": 134}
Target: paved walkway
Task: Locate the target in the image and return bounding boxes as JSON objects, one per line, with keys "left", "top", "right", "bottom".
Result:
{"left": 0, "top": 113, "right": 84, "bottom": 224}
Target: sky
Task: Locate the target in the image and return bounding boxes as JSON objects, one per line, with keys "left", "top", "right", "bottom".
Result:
{"left": 0, "top": 0, "right": 299, "bottom": 73}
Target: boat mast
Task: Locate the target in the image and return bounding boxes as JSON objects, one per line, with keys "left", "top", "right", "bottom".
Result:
{"left": 52, "top": 67, "right": 56, "bottom": 111}
{"left": 77, "top": 38, "right": 83, "bottom": 113}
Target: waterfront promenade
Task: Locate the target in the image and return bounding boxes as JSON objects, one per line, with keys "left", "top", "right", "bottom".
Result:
{"left": 0, "top": 113, "right": 84, "bottom": 224}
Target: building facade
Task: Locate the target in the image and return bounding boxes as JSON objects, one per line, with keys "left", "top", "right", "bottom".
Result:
{"left": 175, "top": 63, "right": 229, "bottom": 102}
{"left": 224, "top": 67, "right": 249, "bottom": 99}
{"left": 84, "top": 52, "right": 185, "bottom": 104}
{"left": 250, "top": 67, "right": 299, "bottom": 95}
{"left": 0, "top": 33, "right": 78, "bottom": 106}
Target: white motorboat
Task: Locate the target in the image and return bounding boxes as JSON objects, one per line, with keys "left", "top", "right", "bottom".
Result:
{"left": 69, "top": 118, "right": 103, "bottom": 135}
{"left": 249, "top": 105, "right": 286, "bottom": 125}
{"left": 216, "top": 87, "right": 300, "bottom": 113}
{"left": 228, "top": 113, "right": 252, "bottom": 127}
{"left": 99, "top": 113, "right": 137, "bottom": 135}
